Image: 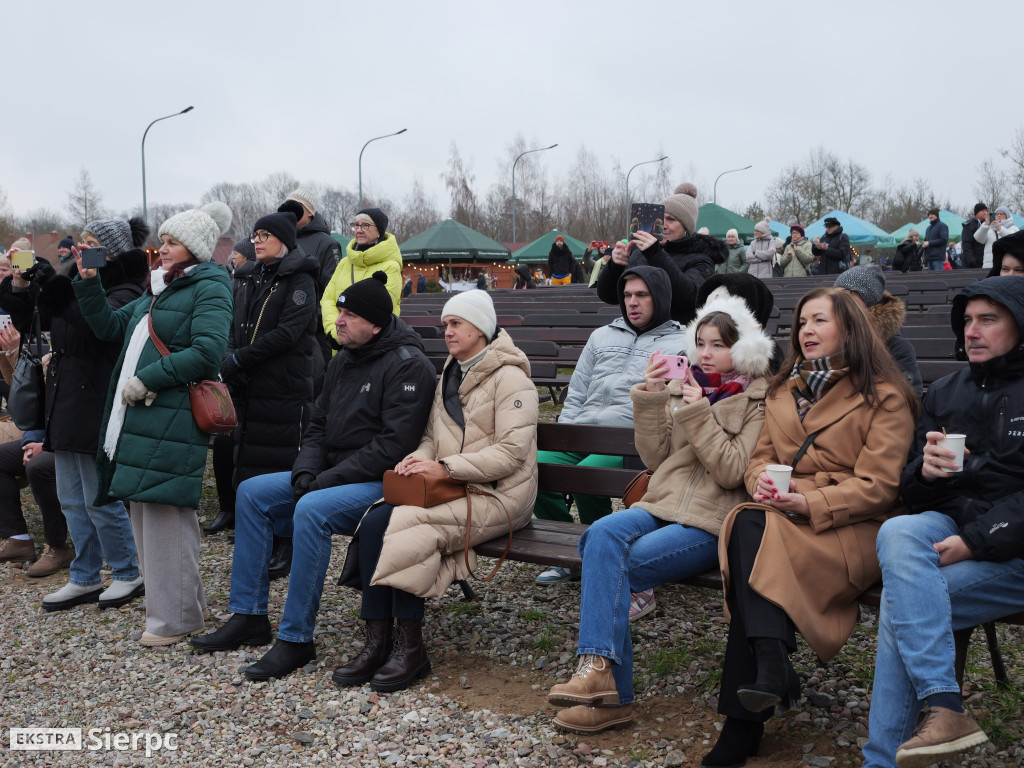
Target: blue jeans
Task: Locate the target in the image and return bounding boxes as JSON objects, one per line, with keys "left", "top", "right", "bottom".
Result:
{"left": 577, "top": 507, "right": 718, "bottom": 704}
{"left": 54, "top": 451, "right": 138, "bottom": 585}
{"left": 227, "top": 471, "right": 383, "bottom": 642}
{"left": 926, "top": 259, "right": 945, "bottom": 271}
{"left": 863, "top": 511, "right": 1024, "bottom": 767}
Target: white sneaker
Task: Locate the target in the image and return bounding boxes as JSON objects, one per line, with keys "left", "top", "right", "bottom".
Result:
{"left": 99, "top": 576, "right": 145, "bottom": 609}
{"left": 536, "top": 566, "right": 579, "bottom": 585}
{"left": 42, "top": 582, "right": 103, "bottom": 612}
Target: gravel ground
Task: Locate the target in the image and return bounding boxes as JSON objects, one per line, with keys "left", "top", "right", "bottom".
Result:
{"left": 2, "top": 470, "right": 1022, "bottom": 768}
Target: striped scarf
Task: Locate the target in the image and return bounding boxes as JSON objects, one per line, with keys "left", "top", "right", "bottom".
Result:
{"left": 788, "top": 354, "right": 848, "bottom": 420}
{"left": 689, "top": 366, "right": 751, "bottom": 404}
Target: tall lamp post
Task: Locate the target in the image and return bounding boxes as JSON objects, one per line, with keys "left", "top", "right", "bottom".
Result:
{"left": 624, "top": 156, "right": 667, "bottom": 233}
{"left": 712, "top": 164, "right": 752, "bottom": 206}
{"left": 141, "top": 106, "right": 194, "bottom": 223}
{"left": 358, "top": 129, "right": 407, "bottom": 208}
{"left": 511, "top": 143, "right": 557, "bottom": 243}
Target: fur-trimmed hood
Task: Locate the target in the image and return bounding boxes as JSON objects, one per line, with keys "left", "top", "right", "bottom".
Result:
{"left": 683, "top": 289, "right": 774, "bottom": 378}
{"left": 867, "top": 291, "right": 906, "bottom": 342}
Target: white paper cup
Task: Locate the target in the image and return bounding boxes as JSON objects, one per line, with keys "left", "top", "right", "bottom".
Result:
{"left": 765, "top": 464, "right": 793, "bottom": 492}
{"left": 938, "top": 434, "right": 966, "bottom": 473}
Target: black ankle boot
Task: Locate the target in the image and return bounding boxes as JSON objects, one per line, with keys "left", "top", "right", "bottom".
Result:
{"left": 204, "top": 503, "right": 235, "bottom": 534}
{"left": 190, "top": 613, "right": 273, "bottom": 653}
{"left": 244, "top": 639, "right": 316, "bottom": 681}
{"left": 737, "top": 638, "right": 800, "bottom": 713}
{"left": 267, "top": 536, "right": 292, "bottom": 580}
{"left": 701, "top": 717, "right": 763, "bottom": 768}
{"left": 369, "top": 619, "right": 431, "bottom": 692}
{"left": 332, "top": 620, "right": 393, "bottom": 686}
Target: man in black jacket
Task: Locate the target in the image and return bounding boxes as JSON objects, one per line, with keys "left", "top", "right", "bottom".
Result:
{"left": 863, "top": 269, "right": 1024, "bottom": 768}
{"left": 191, "top": 273, "right": 436, "bottom": 681}
{"left": 921, "top": 208, "right": 949, "bottom": 270}
{"left": 959, "top": 203, "right": 988, "bottom": 270}
{"left": 810, "top": 217, "right": 850, "bottom": 275}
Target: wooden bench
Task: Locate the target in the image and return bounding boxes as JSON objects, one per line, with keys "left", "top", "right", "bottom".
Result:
{"left": 469, "top": 422, "right": 1019, "bottom": 688}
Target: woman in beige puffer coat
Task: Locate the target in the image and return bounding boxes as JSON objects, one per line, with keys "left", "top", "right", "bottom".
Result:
{"left": 333, "top": 289, "right": 538, "bottom": 694}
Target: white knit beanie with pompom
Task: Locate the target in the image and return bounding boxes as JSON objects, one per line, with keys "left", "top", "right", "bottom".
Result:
{"left": 157, "top": 201, "right": 232, "bottom": 262}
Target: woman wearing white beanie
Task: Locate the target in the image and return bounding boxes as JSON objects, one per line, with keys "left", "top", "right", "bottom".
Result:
{"left": 73, "top": 201, "right": 234, "bottom": 646}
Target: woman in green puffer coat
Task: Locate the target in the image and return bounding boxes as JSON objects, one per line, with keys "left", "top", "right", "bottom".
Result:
{"left": 74, "top": 201, "right": 233, "bottom": 648}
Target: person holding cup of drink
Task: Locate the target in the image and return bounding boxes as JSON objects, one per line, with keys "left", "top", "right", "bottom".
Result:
{"left": 703, "top": 287, "right": 919, "bottom": 768}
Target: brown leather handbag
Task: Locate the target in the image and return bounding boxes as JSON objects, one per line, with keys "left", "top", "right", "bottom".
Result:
{"left": 147, "top": 298, "right": 238, "bottom": 434}
{"left": 622, "top": 469, "right": 653, "bottom": 508}
{"left": 382, "top": 469, "right": 514, "bottom": 582}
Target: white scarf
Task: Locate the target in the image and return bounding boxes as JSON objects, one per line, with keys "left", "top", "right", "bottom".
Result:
{"left": 103, "top": 268, "right": 170, "bottom": 460}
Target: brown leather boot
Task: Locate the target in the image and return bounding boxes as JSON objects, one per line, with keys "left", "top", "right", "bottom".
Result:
{"left": 369, "top": 619, "right": 431, "bottom": 692}
{"left": 554, "top": 704, "right": 633, "bottom": 734}
{"left": 0, "top": 537, "right": 36, "bottom": 564}
{"left": 25, "top": 544, "right": 74, "bottom": 577}
{"left": 548, "top": 654, "right": 620, "bottom": 707}
{"left": 332, "top": 620, "right": 392, "bottom": 687}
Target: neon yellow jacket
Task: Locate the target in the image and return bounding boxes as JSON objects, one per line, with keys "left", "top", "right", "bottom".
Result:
{"left": 321, "top": 234, "right": 404, "bottom": 341}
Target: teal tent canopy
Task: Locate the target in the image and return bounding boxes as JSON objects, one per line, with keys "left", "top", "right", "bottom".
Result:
{"left": 769, "top": 220, "right": 790, "bottom": 238}
{"left": 695, "top": 203, "right": 757, "bottom": 243}
{"left": 889, "top": 210, "right": 964, "bottom": 244}
{"left": 400, "top": 219, "right": 511, "bottom": 261}
{"left": 513, "top": 229, "right": 592, "bottom": 264}
{"left": 806, "top": 210, "right": 895, "bottom": 247}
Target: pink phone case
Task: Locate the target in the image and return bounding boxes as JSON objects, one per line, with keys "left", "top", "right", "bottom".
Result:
{"left": 653, "top": 354, "right": 689, "bottom": 379}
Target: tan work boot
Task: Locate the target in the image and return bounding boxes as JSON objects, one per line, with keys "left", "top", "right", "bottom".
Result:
{"left": 554, "top": 703, "right": 633, "bottom": 734}
{"left": 896, "top": 706, "right": 988, "bottom": 768}
{"left": 548, "top": 654, "right": 619, "bottom": 707}
{"left": 0, "top": 537, "right": 36, "bottom": 564}
{"left": 25, "top": 544, "right": 74, "bottom": 578}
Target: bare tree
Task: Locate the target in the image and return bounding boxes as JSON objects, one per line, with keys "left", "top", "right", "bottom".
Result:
{"left": 19, "top": 208, "right": 67, "bottom": 235}
{"left": 824, "top": 157, "right": 872, "bottom": 218}
{"left": 261, "top": 172, "right": 301, "bottom": 210}
{"left": 317, "top": 185, "right": 359, "bottom": 234}
{"left": 389, "top": 178, "right": 442, "bottom": 243}
{"left": 867, "top": 176, "right": 938, "bottom": 233}
{"left": 972, "top": 158, "right": 1010, "bottom": 211}
{"left": 442, "top": 143, "right": 481, "bottom": 230}
{"left": 66, "top": 168, "right": 105, "bottom": 231}
{"left": 999, "top": 125, "right": 1024, "bottom": 212}
{"left": 0, "top": 185, "right": 17, "bottom": 246}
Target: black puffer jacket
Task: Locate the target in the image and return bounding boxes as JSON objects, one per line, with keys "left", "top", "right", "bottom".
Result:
{"left": 297, "top": 212, "right": 344, "bottom": 295}
{"left": 291, "top": 316, "right": 436, "bottom": 491}
{"left": 811, "top": 227, "right": 850, "bottom": 274}
{"left": 1, "top": 251, "right": 149, "bottom": 454}
{"left": 597, "top": 234, "right": 725, "bottom": 324}
{"left": 547, "top": 242, "right": 576, "bottom": 277}
{"left": 893, "top": 239, "right": 922, "bottom": 272}
{"left": 899, "top": 276, "right": 1024, "bottom": 561}
{"left": 223, "top": 247, "right": 319, "bottom": 486}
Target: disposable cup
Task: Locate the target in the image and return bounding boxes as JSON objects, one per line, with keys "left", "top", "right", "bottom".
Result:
{"left": 765, "top": 464, "right": 793, "bottom": 492}
{"left": 938, "top": 434, "right": 966, "bottom": 473}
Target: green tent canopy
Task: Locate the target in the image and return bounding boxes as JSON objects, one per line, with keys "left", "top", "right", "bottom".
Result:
{"left": 512, "top": 229, "right": 591, "bottom": 264}
{"left": 400, "top": 219, "right": 511, "bottom": 262}
{"left": 889, "top": 210, "right": 964, "bottom": 244}
{"left": 806, "top": 210, "right": 896, "bottom": 247}
{"left": 696, "top": 203, "right": 757, "bottom": 243}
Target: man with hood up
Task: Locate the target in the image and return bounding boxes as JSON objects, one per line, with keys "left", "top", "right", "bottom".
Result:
{"left": 534, "top": 265, "right": 687, "bottom": 584}
{"left": 862, "top": 275, "right": 1024, "bottom": 768}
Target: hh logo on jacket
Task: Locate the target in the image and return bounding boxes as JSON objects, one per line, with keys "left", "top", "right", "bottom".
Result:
{"left": 360, "top": 383, "right": 371, "bottom": 393}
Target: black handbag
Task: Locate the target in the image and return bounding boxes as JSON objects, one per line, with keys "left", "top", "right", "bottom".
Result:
{"left": 8, "top": 307, "right": 46, "bottom": 431}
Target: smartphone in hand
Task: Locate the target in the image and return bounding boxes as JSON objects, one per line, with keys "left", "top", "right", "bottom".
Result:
{"left": 652, "top": 353, "right": 689, "bottom": 379}
{"left": 80, "top": 246, "right": 109, "bottom": 269}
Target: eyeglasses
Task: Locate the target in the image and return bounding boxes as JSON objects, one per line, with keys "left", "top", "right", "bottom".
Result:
{"left": 350, "top": 221, "right": 377, "bottom": 231}
{"left": 250, "top": 230, "right": 271, "bottom": 243}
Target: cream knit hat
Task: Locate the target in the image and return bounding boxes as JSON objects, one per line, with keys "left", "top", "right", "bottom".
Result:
{"left": 286, "top": 185, "right": 318, "bottom": 215}
{"left": 442, "top": 289, "right": 497, "bottom": 340}
{"left": 157, "top": 201, "right": 232, "bottom": 262}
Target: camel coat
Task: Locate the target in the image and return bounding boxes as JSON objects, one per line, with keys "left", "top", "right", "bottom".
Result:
{"left": 371, "top": 331, "right": 539, "bottom": 598}
{"left": 719, "top": 376, "right": 914, "bottom": 661}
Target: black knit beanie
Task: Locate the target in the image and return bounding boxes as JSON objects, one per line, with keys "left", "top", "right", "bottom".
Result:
{"left": 252, "top": 212, "right": 298, "bottom": 251}
{"left": 357, "top": 207, "right": 389, "bottom": 235}
{"left": 337, "top": 271, "right": 392, "bottom": 327}
{"left": 233, "top": 238, "right": 257, "bottom": 261}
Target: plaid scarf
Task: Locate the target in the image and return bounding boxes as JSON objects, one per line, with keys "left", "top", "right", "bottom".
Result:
{"left": 788, "top": 353, "right": 849, "bottom": 420}
{"left": 689, "top": 366, "right": 751, "bottom": 404}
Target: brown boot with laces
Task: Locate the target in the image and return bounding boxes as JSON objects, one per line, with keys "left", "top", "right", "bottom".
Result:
{"left": 25, "top": 544, "right": 74, "bottom": 578}
{"left": 554, "top": 703, "right": 633, "bottom": 734}
{"left": 0, "top": 537, "right": 36, "bottom": 565}
{"left": 548, "top": 654, "right": 619, "bottom": 707}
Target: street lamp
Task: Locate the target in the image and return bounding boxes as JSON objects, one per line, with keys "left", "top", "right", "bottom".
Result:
{"left": 358, "top": 129, "right": 407, "bottom": 208}
{"left": 712, "top": 165, "right": 752, "bottom": 206}
{"left": 141, "top": 106, "right": 194, "bottom": 223}
{"left": 511, "top": 143, "right": 557, "bottom": 243}
{"left": 624, "top": 156, "right": 667, "bottom": 233}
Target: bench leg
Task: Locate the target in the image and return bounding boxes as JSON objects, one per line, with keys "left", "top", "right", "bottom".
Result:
{"left": 457, "top": 579, "right": 476, "bottom": 602}
{"left": 981, "top": 622, "right": 1010, "bottom": 689}
{"left": 953, "top": 626, "right": 974, "bottom": 691}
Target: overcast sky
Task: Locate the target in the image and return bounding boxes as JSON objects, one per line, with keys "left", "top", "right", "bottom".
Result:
{"left": 3, "top": 0, "right": 1020, "bottom": 225}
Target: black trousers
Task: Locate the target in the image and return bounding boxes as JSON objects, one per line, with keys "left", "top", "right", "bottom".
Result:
{"left": 211, "top": 432, "right": 236, "bottom": 514}
{"left": 0, "top": 439, "right": 66, "bottom": 546}
{"left": 358, "top": 504, "right": 425, "bottom": 621}
{"left": 719, "top": 508, "right": 796, "bottom": 722}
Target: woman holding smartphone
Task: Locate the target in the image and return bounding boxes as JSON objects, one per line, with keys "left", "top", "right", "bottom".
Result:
{"left": 703, "top": 287, "right": 918, "bottom": 768}
{"left": 547, "top": 292, "right": 773, "bottom": 735}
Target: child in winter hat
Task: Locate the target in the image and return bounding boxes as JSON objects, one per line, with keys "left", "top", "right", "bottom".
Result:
{"left": 157, "top": 201, "right": 232, "bottom": 263}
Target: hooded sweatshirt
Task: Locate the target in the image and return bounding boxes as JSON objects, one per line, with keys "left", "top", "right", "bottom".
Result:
{"left": 900, "top": 276, "right": 1024, "bottom": 561}
{"left": 560, "top": 265, "right": 687, "bottom": 427}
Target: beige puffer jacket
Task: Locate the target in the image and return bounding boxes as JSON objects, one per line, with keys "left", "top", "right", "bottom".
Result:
{"left": 371, "top": 330, "right": 539, "bottom": 598}
{"left": 629, "top": 290, "right": 774, "bottom": 536}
